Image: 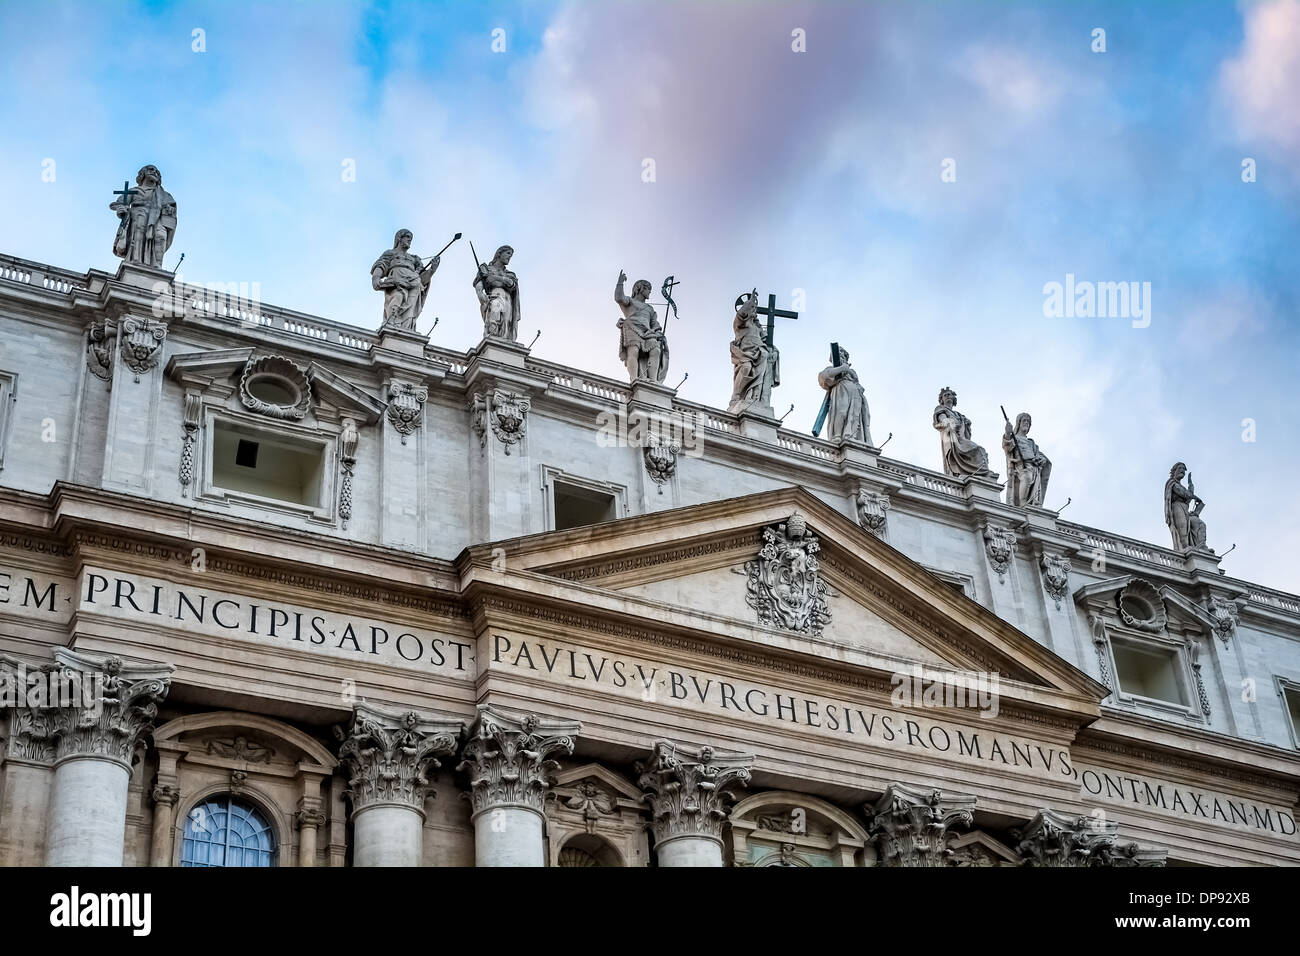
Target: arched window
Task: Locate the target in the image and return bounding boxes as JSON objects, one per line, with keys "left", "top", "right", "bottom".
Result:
{"left": 180, "top": 794, "right": 277, "bottom": 867}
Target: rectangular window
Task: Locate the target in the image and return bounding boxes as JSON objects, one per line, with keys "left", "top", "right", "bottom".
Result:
{"left": 211, "top": 421, "right": 324, "bottom": 508}
{"left": 1112, "top": 639, "right": 1188, "bottom": 707}
{"left": 553, "top": 480, "right": 617, "bottom": 531}
{"left": 0, "top": 370, "right": 15, "bottom": 472}
{"left": 1283, "top": 684, "right": 1300, "bottom": 750}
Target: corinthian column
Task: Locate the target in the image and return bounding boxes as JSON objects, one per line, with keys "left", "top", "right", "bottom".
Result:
{"left": 636, "top": 740, "right": 753, "bottom": 867}
{"left": 1015, "top": 808, "right": 1167, "bottom": 867}
{"left": 866, "top": 782, "right": 975, "bottom": 867}
{"left": 457, "top": 705, "right": 579, "bottom": 867}
{"left": 44, "top": 650, "right": 173, "bottom": 867}
{"left": 337, "top": 704, "right": 462, "bottom": 867}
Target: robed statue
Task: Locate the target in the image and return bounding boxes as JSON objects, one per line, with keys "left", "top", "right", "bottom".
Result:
{"left": 1002, "top": 412, "right": 1052, "bottom": 507}
{"left": 729, "top": 289, "right": 779, "bottom": 413}
{"left": 474, "top": 244, "right": 521, "bottom": 341}
{"left": 817, "top": 348, "right": 871, "bottom": 444}
{"left": 1164, "top": 462, "right": 1208, "bottom": 551}
{"left": 615, "top": 271, "right": 669, "bottom": 383}
{"left": 371, "top": 229, "right": 439, "bottom": 331}
{"left": 933, "top": 387, "right": 995, "bottom": 479}
{"left": 110, "top": 165, "right": 177, "bottom": 269}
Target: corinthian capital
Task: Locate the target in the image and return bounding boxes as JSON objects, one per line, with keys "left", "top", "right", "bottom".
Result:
{"left": 1015, "top": 808, "right": 1166, "bottom": 867}
{"left": 457, "top": 705, "right": 579, "bottom": 815}
{"left": 45, "top": 649, "right": 173, "bottom": 768}
{"left": 867, "top": 782, "right": 975, "bottom": 867}
{"left": 336, "top": 704, "right": 462, "bottom": 815}
{"left": 636, "top": 740, "right": 753, "bottom": 844}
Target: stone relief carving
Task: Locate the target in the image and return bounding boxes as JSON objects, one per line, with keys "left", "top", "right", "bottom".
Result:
{"left": 119, "top": 316, "right": 167, "bottom": 381}
{"left": 1088, "top": 614, "right": 1113, "bottom": 691}
{"left": 110, "top": 164, "right": 177, "bottom": 268}
{"left": 1206, "top": 596, "right": 1243, "bottom": 646}
{"left": 1002, "top": 412, "right": 1051, "bottom": 507}
{"left": 562, "top": 781, "right": 618, "bottom": 834}
{"left": 336, "top": 705, "right": 460, "bottom": 813}
{"left": 741, "top": 513, "right": 832, "bottom": 636}
{"left": 229, "top": 769, "right": 249, "bottom": 794}
{"left": 1040, "top": 553, "right": 1070, "bottom": 609}
{"left": 867, "top": 783, "right": 975, "bottom": 867}
{"left": 239, "top": 355, "right": 312, "bottom": 421}
{"left": 458, "top": 707, "right": 578, "bottom": 815}
{"left": 470, "top": 388, "right": 531, "bottom": 454}
{"left": 1015, "top": 808, "right": 1166, "bottom": 867}
{"left": 642, "top": 435, "right": 679, "bottom": 492}
{"left": 983, "top": 524, "right": 1017, "bottom": 582}
{"left": 385, "top": 381, "right": 428, "bottom": 445}
{"left": 615, "top": 270, "right": 669, "bottom": 384}
{"left": 205, "top": 735, "right": 275, "bottom": 763}
{"left": 1187, "top": 638, "right": 1212, "bottom": 717}
{"left": 338, "top": 417, "right": 358, "bottom": 526}
{"left": 636, "top": 741, "right": 753, "bottom": 844}
{"left": 933, "top": 387, "right": 995, "bottom": 479}
{"left": 86, "top": 319, "right": 115, "bottom": 382}
{"left": 1164, "top": 462, "right": 1209, "bottom": 552}
{"left": 179, "top": 392, "right": 201, "bottom": 495}
{"left": 1117, "top": 579, "right": 1166, "bottom": 632}
{"left": 856, "top": 489, "right": 890, "bottom": 538}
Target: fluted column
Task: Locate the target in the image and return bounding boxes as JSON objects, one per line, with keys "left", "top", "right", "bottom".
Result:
{"left": 458, "top": 705, "right": 579, "bottom": 867}
{"left": 337, "top": 704, "right": 462, "bottom": 867}
{"left": 636, "top": 740, "right": 753, "bottom": 867}
{"left": 1015, "top": 808, "right": 1167, "bottom": 867}
{"left": 44, "top": 650, "right": 173, "bottom": 867}
{"left": 866, "top": 782, "right": 975, "bottom": 867}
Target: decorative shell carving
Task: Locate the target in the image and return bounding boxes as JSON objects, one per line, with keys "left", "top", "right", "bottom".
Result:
{"left": 1117, "top": 578, "right": 1167, "bottom": 632}
{"left": 239, "top": 355, "right": 312, "bottom": 421}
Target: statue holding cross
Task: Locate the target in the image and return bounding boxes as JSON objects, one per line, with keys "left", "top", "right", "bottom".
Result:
{"left": 728, "top": 290, "right": 795, "bottom": 415}
{"left": 813, "top": 344, "right": 871, "bottom": 445}
{"left": 109, "top": 164, "right": 177, "bottom": 269}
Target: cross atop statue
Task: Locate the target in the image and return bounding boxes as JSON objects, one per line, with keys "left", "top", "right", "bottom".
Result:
{"left": 112, "top": 180, "right": 138, "bottom": 206}
{"left": 734, "top": 291, "right": 798, "bottom": 348}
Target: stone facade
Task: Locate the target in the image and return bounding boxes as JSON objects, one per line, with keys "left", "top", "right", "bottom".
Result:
{"left": 0, "top": 251, "right": 1298, "bottom": 866}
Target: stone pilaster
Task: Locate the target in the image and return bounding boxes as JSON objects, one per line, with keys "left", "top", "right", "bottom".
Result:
{"left": 866, "top": 782, "right": 975, "bottom": 867}
{"left": 42, "top": 649, "right": 173, "bottom": 867}
{"left": 458, "top": 705, "right": 579, "bottom": 867}
{"left": 1015, "top": 808, "right": 1167, "bottom": 867}
{"left": 636, "top": 740, "right": 753, "bottom": 867}
{"left": 336, "top": 704, "right": 462, "bottom": 867}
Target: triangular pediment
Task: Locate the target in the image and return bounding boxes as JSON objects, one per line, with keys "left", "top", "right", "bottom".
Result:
{"left": 461, "top": 487, "right": 1107, "bottom": 705}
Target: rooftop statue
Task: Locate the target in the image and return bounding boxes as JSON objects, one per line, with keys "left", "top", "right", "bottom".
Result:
{"left": 371, "top": 229, "right": 439, "bottom": 332}
{"left": 1002, "top": 410, "right": 1051, "bottom": 507}
{"left": 110, "top": 165, "right": 177, "bottom": 269}
{"left": 815, "top": 346, "right": 871, "bottom": 444}
{"left": 728, "top": 289, "right": 779, "bottom": 413}
{"left": 615, "top": 270, "right": 669, "bottom": 384}
{"left": 473, "top": 243, "right": 521, "bottom": 342}
{"left": 1165, "top": 462, "right": 1209, "bottom": 551}
{"left": 933, "top": 387, "right": 995, "bottom": 480}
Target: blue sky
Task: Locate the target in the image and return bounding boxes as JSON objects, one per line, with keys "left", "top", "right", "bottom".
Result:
{"left": 2, "top": 0, "right": 1298, "bottom": 591}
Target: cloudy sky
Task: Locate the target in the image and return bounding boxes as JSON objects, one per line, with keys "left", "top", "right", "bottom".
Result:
{"left": 2, "top": 0, "right": 1297, "bottom": 592}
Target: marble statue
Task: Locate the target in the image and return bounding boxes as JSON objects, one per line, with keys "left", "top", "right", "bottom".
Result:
{"left": 817, "top": 349, "right": 871, "bottom": 444}
{"left": 933, "top": 387, "right": 995, "bottom": 479}
{"left": 729, "top": 289, "right": 779, "bottom": 413}
{"left": 110, "top": 165, "right": 177, "bottom": 269}
{"left": 614, "top": 271, "right": 669, "bottom": 383}
{"left": 1164, "top": 462, "right": 1208, "bottom": 551}
{"left": 474, "top": 245, "right": 521, "bottom": 341}
{"left": 371, "top": 229, "right": 439, "bottom": 331}
{"left": 1002, "top": 412, "right": 1052, "bottom": 507}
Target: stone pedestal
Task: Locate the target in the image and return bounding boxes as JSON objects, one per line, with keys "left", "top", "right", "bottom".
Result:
{"left": 458, "top": 705, "right": 579, "bottom": 867}
{"left": 42, "top": 650, "right": 173, "bottom": 867}
{"left": 337, "top": 704, "right": 462, "bottom": 868}
{"left": 636, "top": 740, "right": 753, "bottom": 868}
{"left": 376, "top": 325, "right": 429, "bottom": 358}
